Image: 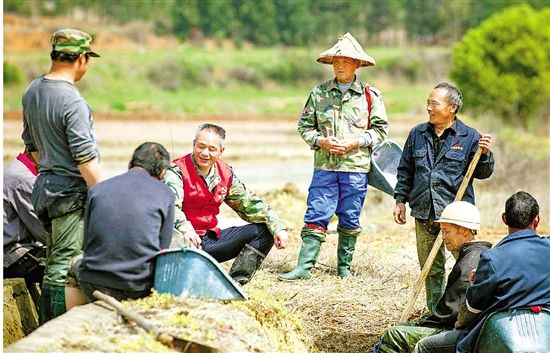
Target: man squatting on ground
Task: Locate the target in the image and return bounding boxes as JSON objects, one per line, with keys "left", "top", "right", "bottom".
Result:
{"left": 416, "top": 191, "right": 550, "bottom": 353}
{"left": 374, "top": 201, "right": 491, "bottom": 353}
{"left": 21, "top": 28, "right": 102, "bottom": 323}
{"left": 163, "top": 123, "right": 289, "bottom": 285}
{"left": 69, "top": 143, "right": 175, "bottom": 303}
{"left": 278, "top": 32, "right": 389, "bottom": 281}
{"left": 393, "top": 82, "right": 494, "bottom": 313}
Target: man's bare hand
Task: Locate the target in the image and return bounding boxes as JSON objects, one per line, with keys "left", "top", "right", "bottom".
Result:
{"left": 184, "top": 231, "right": 202, "bottom": 249}
{"left": 274, "top": 230, "right": 289, "bottom": 249}
{"left": 319, "top": 137, "right": 346, "bottom": 155}
{"left": 478, "top": 133, "right": 492, "bottom": 154}
{"left": 393, "top": 203, "right": 407, "bottom": 224}
{"left": 341, "top": 140, "right": 360, "bottom": 154}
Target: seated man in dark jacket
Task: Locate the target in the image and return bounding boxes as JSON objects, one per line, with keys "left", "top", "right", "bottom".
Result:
{"left": 77, "top": 142, "right": 175, "bottom": 302}
{"left": 375, "top": 201, "right": 491, "bottom": 353}
{"left": 416, "top": 191, "right": 550, "bottom": 353}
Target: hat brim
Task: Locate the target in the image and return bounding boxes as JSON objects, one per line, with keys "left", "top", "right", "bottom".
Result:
{"left": 87, "top": 51, "right": 100, "bottom": 58}
{"left": 317, "top": 55, "right": 375, "bottom": 67}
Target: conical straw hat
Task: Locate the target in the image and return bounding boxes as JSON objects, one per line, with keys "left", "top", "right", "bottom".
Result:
{"left": 317, "top": 32, "right": 375, "bottom": 67}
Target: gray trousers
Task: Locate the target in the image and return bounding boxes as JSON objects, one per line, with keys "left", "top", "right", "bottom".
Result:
{"left": 414, "top": 329, "right": 460, "bottom": 353}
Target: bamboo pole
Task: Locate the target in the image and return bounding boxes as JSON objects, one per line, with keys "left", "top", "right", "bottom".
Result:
{"left": 399, "top": 147, "right": 483, "bottom": 322}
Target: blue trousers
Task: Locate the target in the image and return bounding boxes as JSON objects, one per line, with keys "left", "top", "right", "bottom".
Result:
{"left": 304, "top": 170, "right": 368, "bottom": 232}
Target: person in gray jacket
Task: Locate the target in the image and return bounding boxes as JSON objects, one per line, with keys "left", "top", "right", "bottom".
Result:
{"left": 3, "top": 149, "right": 47, "bottom": 308}
{"left": 21, "top": 28, "right": 102, "bottom": 323}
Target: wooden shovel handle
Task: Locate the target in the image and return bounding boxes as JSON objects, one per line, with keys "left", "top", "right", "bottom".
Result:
{"left": 399, "top": 147, "right": 483, "bottom": 322}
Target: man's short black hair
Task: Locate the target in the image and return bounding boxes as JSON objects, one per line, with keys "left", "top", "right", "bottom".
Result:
{"left": 505, "top": 191, "right": 539, "bottom": 229}
{"left": 50, "top": 50, "right": 90, "bottom": 63}
{"left": 129, "top": 142, "right": 170, "bottom": 178}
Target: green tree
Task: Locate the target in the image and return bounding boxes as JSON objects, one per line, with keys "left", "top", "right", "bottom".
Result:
{"left": 404, "top": 0, "right": 444, "bottom": 43}
{"left": 198, "top": 0, "right": 236, "bottom": 38}
{"left": 172, "top": 0, "right": 200, "bottom": 39}
{"left": 274, "top": 0, "right": 316, "bottom": 46}
{"left": 237, "top": 0, "right": 278, "bottom": 45}
{"left": 451, "top": 5, "right": 550, "bottom": 129}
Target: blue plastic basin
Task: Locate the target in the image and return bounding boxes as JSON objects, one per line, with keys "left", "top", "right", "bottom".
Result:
{"left": 154, "top": 247, "right": 247, "bottom": 301}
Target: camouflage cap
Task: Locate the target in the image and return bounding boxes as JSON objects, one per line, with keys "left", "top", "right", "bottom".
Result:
{"left": 50, "top": 29, "right": 100, "bottom": 57}
{"left": 317, "top": 32, "right": 374, "bottom": 67}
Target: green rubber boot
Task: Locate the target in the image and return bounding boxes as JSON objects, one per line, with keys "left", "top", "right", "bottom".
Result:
{"left": 278, "top": 236, "right": 322, "bottom": 281}
{"left": 337, "top": 227, "right": 361, "bottom": 278}
{"left": 39, "top": 283, "right": 66, "bottom": 324}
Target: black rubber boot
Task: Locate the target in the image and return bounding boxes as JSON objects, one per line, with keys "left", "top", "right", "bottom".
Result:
{"left": 228, "top": 244, "right": 267, "bottom": 286}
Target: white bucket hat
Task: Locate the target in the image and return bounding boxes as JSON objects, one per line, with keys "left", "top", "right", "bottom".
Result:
{"left": 317, "top": 32, "right": 375, "bottom": 67}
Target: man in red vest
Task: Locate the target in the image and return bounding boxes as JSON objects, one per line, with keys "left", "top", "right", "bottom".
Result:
{"left": 163, "top": 123, "right": 289, "bottom": 285}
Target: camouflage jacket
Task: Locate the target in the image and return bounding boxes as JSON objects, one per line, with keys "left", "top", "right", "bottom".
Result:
{"left": 162, "top": 155, "right": 285, "bottom": 238}
{"left": 298, "top": 78, "right": 389, "bottom": 172}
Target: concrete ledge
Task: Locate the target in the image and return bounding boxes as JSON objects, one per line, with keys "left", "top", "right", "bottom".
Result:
{"left": 5, "top": 302, "right": 120, "bottom": 353}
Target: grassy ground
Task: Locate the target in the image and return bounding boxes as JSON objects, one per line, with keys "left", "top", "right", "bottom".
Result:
{"left": 5, "top": 113, "right": 547, "bottom": 352}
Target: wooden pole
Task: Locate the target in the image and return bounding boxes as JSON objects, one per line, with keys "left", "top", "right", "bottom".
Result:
{"left": 93, "top": 290, "right": 218, "bottom": 353}
{"left": 399, "top": 147, "right": 483, "bottom": 323}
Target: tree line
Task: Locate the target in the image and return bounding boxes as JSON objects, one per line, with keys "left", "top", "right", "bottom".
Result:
{"left": 4, "top": 0, "right": 548, "bottom": 46}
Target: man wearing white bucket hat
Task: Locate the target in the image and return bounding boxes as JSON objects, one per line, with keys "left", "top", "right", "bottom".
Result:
{"left": 279, "top": 33, "right": 389, "bottom": 281}
{"left": 374, "top": 201, "right": 491, "bottom": 353}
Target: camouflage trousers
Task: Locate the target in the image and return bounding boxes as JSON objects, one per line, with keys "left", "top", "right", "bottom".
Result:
{"left": 415, "top": 217, "right": 446, "bottom": 314}
{"left": 43, "top": 209, "right": 84, "bottom": 286}
{"left": 374, "top": 322, "right": 444, "bottom": 353}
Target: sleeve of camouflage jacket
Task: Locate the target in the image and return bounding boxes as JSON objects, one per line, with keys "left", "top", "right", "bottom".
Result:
{"left": 224, "top": 170, "right": 286, "bottom": 236}
{"left": 297, "top": 92, "right": 323, "bottom": 150}
{"left": 162, "top": 164, "right": 198, "bottom": 237}
{"left": 364, "top": 87, "right": 389, "bottom": 146}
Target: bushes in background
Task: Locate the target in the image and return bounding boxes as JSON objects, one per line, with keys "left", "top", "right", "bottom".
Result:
{"left": 451, "top": 5, "right": 550, "bottom": 130}
{"left": 4, "top": 61, "right": 23, "bottom": 85}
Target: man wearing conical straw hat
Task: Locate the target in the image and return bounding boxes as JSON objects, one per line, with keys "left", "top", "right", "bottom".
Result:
{"left": 279, "top": 33, "right": 389, "bottom": 281}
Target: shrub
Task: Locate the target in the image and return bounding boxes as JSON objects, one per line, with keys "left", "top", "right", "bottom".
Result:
{"left": 147, "top": 59, "right": 183, "bottom": 91}
{"left": 451, "top": 5, "right": 550, "bottom": 129}
{"left": 376, "top": 57, "right": 422, "bottom": 82}
{"left": 264, "top": 53, "right": 326, "bottom": 85}
{"left": 228, "top": 67, "right": 263, "bottom": 88}
{"left": 3, "top": 61, "right": 23, "bottom": 85}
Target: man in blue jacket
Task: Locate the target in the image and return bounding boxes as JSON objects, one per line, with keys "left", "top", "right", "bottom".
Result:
{"left": 415, "top": 191, "right": 550, "bottom": 352}
{"left": 393, "top": 82, "right": 494, "bottom": 313}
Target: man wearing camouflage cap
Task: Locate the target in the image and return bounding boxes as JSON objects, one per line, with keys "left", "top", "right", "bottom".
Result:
{"left": 22, "top": 28, "right": 102, "bottom": 323}
{"left": 279, "top": 32, "right": 389, "bottom": 281}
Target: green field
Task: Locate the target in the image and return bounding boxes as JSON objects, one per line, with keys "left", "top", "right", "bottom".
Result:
{"left": 3, "top": 46, "right": 448, "bottom": 116}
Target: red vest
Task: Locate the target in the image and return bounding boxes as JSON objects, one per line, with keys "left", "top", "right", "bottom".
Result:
{"left": 173, "top": 154, "right": 233, "bottom": 238}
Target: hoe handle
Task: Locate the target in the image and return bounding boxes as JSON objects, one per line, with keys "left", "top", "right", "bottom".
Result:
{"left": 399, "top": 147, "right": 483, "bottom": 323}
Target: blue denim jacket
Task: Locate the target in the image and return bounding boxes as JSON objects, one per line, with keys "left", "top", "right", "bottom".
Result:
{"left": 394, "top": 118, "right": 494, "bottom": 220}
